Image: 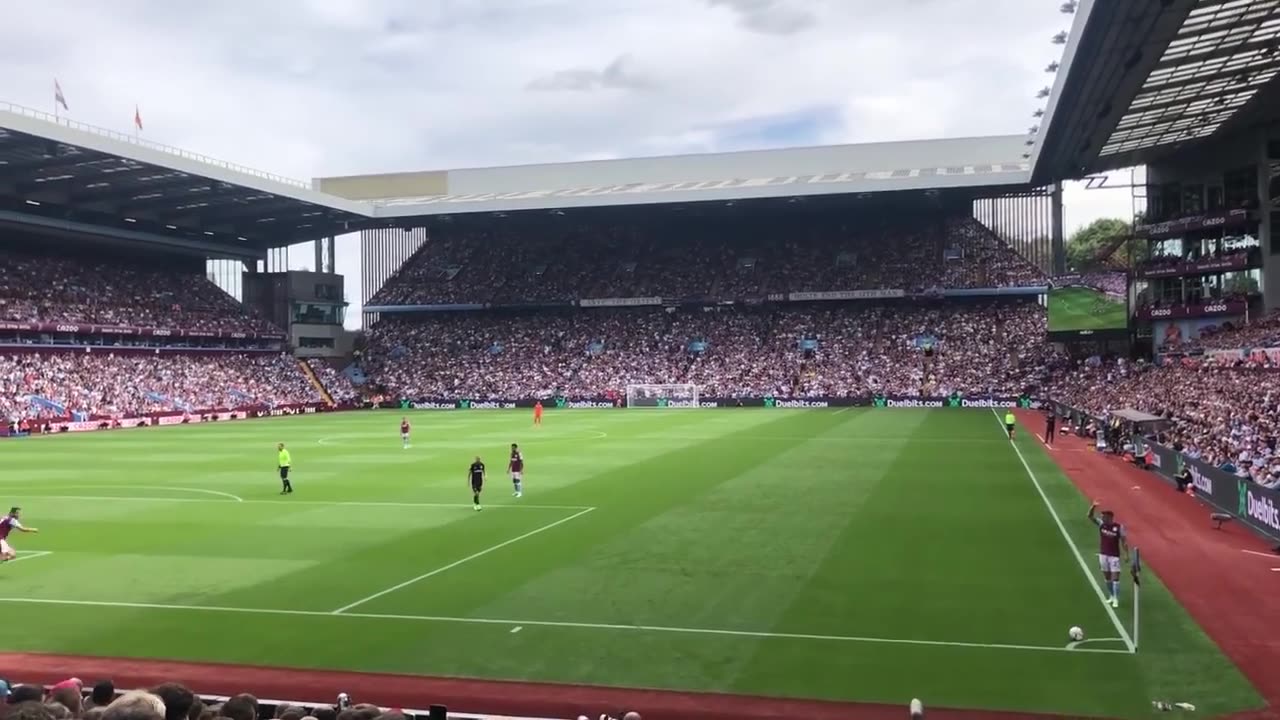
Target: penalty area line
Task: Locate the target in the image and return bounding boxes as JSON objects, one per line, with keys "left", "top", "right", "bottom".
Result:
{"left": 993, "top": 409, "right": 1137, "bottom": 654}
{"left": 0, "top": 596, "right": 1128, "bottom": 654}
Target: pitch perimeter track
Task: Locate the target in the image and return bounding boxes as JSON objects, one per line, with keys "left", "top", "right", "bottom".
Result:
{"left": 0, "top": 651, "right": 1104, "bottom": 720}
{"left": 1014, "top": 410, "right": 1280, "bottom": 720}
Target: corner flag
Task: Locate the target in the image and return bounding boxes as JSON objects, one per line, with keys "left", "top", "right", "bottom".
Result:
{"left": 1131, "top": 547, "right": 1142, "bottom": 586}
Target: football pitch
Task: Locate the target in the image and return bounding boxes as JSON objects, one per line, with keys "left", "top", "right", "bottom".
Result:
{"left": 0, "top": 409, "right": 1260, "bottom": 717}
{"left": 1048, "top": 286, "right": 1129, "bottom": 332}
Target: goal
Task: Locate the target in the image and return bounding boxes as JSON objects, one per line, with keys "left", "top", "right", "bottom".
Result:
{"left": 625, "top": 383, "right": 701, "bottom": 408}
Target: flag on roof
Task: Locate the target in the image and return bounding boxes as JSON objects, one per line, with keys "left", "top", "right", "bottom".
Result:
{"left": 54, "top": 80, "right": 68, "bottom": 111}
{"left": 134, "top": 105, "right": 143, "bottom": 132}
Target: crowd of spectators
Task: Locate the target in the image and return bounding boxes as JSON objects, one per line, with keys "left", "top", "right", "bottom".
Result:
{"left": 368, "top": 216, "right": 1047, "bottom": 306}
{"left": 1056, "top": 272, "right": 1126, "bottom": 298}
{"left": 1048, "top": 359, "right": 1280, "bottom": 489}
{"left": 361, "top": 301, "right": 1062, "bottom": 400}
{"left": 306, "top": 360, "right": 359, "bottom": 403}
{"left": 0, "top": 678, "right": 509, "bottom": 720}
{"left": 0, "top": 352, "right": 321, "bottom": 421}
{"left": 0, "top": 249, "right": 277, "bottom": 334}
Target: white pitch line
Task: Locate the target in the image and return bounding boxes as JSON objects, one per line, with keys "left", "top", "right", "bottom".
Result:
{"left": 0, "top": 596, "right": 1129, "bottom": 654}
{"left": 1241, "top": 549, "right": 1278, "bottom": 559}
{"left": 7, "top": 495, "right": 592, "bottom": 511}
{"left": 331, "top": 507, "right": 597, "bottom": 614}
{"left": 1065, "top": 637, "right": 1127, "bottom": 651}
{"left": 6, "top": 550, "right": 53, "bottom": 564}
{"left": 992, "top": 409, "right": 1137, "bottom": 654}
{"left": 0, "top": 485, "right": 244, "bottom": 502}
{"left": 510, "top": 626, "right": 523, "bottom": 633}
{"left": 833, "top": 407, "right": 854, "bottom": 415}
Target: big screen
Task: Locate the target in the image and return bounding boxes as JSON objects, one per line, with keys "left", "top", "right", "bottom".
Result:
{"left": 1047, "top": 272, "right": 1129, "bottom": 334}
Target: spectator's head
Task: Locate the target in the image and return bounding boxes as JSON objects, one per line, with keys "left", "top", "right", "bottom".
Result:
{"left": 150, "top": 683, "right": 196, "bottom": 720}
{"left": 42, "top": 703, "right": 71, "bottom": 720}
{"left": 7, "top": 702, "right": 53, "bottom": 720}
{"left": 187, "top": 699, "right": 205, "bottom": 720}
{"left": 217, "top": 694, "right": 257, "bottom": 720}
{"left": 91, "top": 681, "right": 117, "bottom": 708}
{"left": 8, "top": 686, "right": 44, "bottom": 705}
{"left": 47, "top": 686, "right": 82, "bottom": 716}
{"left": 103, "top": 693, "right": 166, "bottom": 720}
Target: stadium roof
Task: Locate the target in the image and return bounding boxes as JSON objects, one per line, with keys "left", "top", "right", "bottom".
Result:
{"left": 1032, "top": 0, "right": 1280, "bottom": 183}
{"left": 1, "top": 104, "right": 1037, "bottom": 242}
{"left": 0, "top": 103, "right": 372, "bottom": 254}
{"left": 314, "top": 135, "right": 1034, "bottom": 217}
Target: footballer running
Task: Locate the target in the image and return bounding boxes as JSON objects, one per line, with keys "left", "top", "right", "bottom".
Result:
{"left": 1088, "top": 501, "right": 1127, "bottom": 607}
{"left": 0, "top": 507, "right": 39, "bottom": 562}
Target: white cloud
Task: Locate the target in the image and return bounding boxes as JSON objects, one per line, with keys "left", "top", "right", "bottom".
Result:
{"left": 0, "top": 0, "right": 1129, "bottom": 328}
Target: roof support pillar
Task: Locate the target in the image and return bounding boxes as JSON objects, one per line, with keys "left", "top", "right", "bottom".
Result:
{"left": 1051, "top": 181, "right": 1066, "bottom": 274}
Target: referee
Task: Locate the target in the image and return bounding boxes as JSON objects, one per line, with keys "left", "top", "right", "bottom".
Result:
{"left": 277, "top": 442, "right": 293, "bottom": 495}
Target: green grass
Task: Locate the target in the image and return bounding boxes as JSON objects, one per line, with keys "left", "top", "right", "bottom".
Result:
{"left": 0, "top": 409, "right": 1261, "bottom": 718}
{"left": 1049, "top": 286, "right": 1129, "bottom": 332}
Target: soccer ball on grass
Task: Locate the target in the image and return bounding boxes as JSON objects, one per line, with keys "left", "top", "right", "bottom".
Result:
{"left": 1068, "top": 626, "right": 1085, "bottom": 642}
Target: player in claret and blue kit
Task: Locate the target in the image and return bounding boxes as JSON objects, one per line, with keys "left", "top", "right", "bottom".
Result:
{"left": 1088, "top": 502, "right": 1127, "bottom": 607}
{"left": 509, "top": 442, "right": 524, "bottom": 498}
{"left": 0, "top": 507, "right": 39, "bottom": 562}
{"left": 400, "top": 417, "right": 411, "bottom": 449}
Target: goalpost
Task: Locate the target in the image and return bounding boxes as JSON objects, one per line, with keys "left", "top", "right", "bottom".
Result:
{"left": 625, "top": 383, "right": 701, "bottom": 408}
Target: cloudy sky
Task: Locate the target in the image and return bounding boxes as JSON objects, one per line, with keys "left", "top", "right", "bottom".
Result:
{"left": 3, "top": 0, "right": 1132, "bottom": 326}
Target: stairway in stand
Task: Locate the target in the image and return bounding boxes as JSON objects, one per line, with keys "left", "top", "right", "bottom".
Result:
{"left": 298, "top": 358, "right": 334, "bottom": 405}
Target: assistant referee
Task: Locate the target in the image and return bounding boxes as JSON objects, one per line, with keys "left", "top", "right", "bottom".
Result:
{"left": 277, "top": 442, "right": 294, "bottom": 495}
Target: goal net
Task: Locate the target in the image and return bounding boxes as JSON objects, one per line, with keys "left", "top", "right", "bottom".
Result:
{"left": 625, "top": 383, "right": 701, "bottom": 408}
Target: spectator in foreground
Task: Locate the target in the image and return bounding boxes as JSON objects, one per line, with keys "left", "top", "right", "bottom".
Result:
{"left": 86, "top": 682, "right": 116, "bottom": 711}
{"left": 103, "top": 692, "right": 165, "bottom": 720}
{"left": 149, "top": 684, "right": 195, "bottom": 720}
{"left": 216, "top": 695, "right": 258, "bottom": 720}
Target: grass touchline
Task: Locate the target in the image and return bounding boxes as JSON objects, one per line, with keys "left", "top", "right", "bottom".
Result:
{"left": 0, "top": 596, "right": 1131, "bottom": 654}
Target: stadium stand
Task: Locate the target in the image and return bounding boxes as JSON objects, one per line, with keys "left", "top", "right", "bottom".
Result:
{"left": 367, "top": 215, "right": 1047, "bottom": 307}
{"left": 1048, "top": 360, "right": 1280, "bottom": 490}
{"left": 0, "top": 248, "right": 276, "bottom": 335}
{"left": 361, "top": 300, "right": 1061, "bottom": 400}
{"left": 306, "top": 359, "right": 360, "bottom": 403}
{"left": 0, "top": 353, "right": 322, "bottom": 422}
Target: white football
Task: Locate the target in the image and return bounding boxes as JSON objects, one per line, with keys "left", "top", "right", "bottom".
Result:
{"left": 1068, "top": 626, "right": 1085, "bottom": 641}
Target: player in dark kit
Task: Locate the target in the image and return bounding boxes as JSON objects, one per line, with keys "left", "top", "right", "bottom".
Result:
{"left": 469, "top": 456, "right": 486, "bottom": 511}
{"left": 1088, "top": 502, "right": 1127, "bottom": 607}
{"left": 1044, "top": 410, "right": 1056, "bottom": 446}
{"left": 400, "top": 417, "right": 411, "bottom": 450}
